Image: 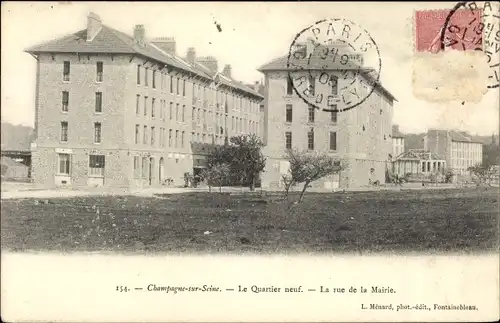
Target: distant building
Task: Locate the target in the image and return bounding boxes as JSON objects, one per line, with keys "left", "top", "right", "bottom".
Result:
{"left": 257, "top": 41, "right": 396, "bottom": 189}
{"left": 424, "top": 130, "right": 483, "bottom": 175}
{"left": 392, "top": 149, "right": 446, "bottom": 177}
{"left": 392, "top": 125, "right": 405, "bottom": 160}
{"left": 25, "top": 12, "right": 262, "bottom": 189}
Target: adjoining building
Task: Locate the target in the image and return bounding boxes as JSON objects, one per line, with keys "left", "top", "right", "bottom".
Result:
{"left": 424, "top": 129, "right": 483, "bottom": 175}
{"left": 392, "top": 149, "right": 446, "bottom": 178}
{"left": 391, "top": 125, "right": 405, "bottom": 161}
{"left": 257, "top": 41, "right": 396, "bottom": 189}
{"left": 25, "top": 12, "right": 263, "bottom": 189}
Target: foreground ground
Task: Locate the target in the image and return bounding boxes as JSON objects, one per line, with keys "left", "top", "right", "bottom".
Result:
{"left": 1, "top": 188, "right": 498, "bottom": 254}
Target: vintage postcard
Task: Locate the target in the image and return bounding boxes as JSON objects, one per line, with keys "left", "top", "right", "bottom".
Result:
{"left": 1, "top": 1, "right": 499, "bottom": 322}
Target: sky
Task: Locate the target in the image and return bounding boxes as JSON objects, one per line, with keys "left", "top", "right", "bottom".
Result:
{"left": 1, "top": 1, "right": 499, "bottom": 136}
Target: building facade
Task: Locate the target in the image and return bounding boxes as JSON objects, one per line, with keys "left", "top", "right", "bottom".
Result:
{"left": 392, "top": 125, "right": 405, "bottom": 160}
{"left": 392, "top": 149, "right": 446, "bottom": 177}
{"left": 424, "top": 130, "right": 483, "bottom": 175}
{"left": 257, "top": 45, "right": 396, "bottom": 189}
{"left": 26, "top": 13, "right": 262, "bottom": 189}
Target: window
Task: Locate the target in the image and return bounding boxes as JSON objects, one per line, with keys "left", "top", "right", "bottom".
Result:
{"left": 144, "top": 96, "right": 148, "bottom": 116}
{"left": 94, "top": 122, "right": 102, "bottom": 143}
{"left": 182, "top": 105, "right": 185, "bottom": 122}
{"left": 176, "top": 77, "right": 180, "bottom": 95}
{"left": 152, "top": 98, "right": 156, "bottom": 118}
{"left": 168, "top": 129, "right": 172, "bottom": 147}
{"left": 175, "top": 130, "right": 179, "bottom": 148}
{"left": 286, "top": 77, "right": 293, "bottom": 95}
{"left": 329, "top": 132, "right": 337, "bottom": 150}
{"left": 181, "top": 131, "right": 185, "bottom": 148}
{"left": 183, "top": 80, "right": 186, "bottom": 96}
{"left": 96, "top": 62, "right": 103, "bottom": 82}
{"left": 58, "top": 153, "right": 70, "bottom": 175}
{"left": 136, "top": 95, "right": 140, "bottom": 115}
{"left": 143, "top": 125, "right": 148, "bottom": 144}
{"left": 285, "top": 104, "right": 292, "bottom": 122}
{"left": 133, "top": 156, "right": 140, "bottom": 178}
{"left": 330, "top": 76, "right": 338, "bottom": 95}
{"left": 89, "top": 155, "right": 105, "bottom": 177}
{"left": 144, "top": 67, "right": 149, "bottom": 87}
{"left": 151, "top": 126, "right": 155, "bottom": 146}
{"left": 137, "top": 65, "right": 141, "bottom": 85}
{"left": 169, "top": 102, "right": 173, "bottom": 120}
{"left": 232, "top": 116, "right": 235, "bottom": 130}
{"left": 308, "top": 107, "right": 315, "bottom": 123}
{"left": 61, "top": 121, "right": 68, "bottom": 142}
{"left": 159, "top": 100, "right": 163, "bottom": 120}
{"left": 176, "top": 103, "right": 179, "bottom": 121}
{"left": 285, "top": 132, "right": 292, "bottom": 149}
{"left": 308, "top": 128, "right": 314, "bottom": 150}
{"left": 142, "top": 157, "right": 148, "bottom": 178}
{"left": 192, "top": 107, "right": 196, "bottom": 121}
{"left": 152, "top": 70, "right": 156, "bottom": 89}
{"left": 62, "top": 91, "right": 69, "bottom": 112}
{"left": 63, "top": 61, "right": 70, "bottom": 81}
{"left": 309, "top": 74, "right": 315, "bottom": 96}
{"left": 169, "top": 75, "right": 173, "bottom": 93}
{"left": 95, "top": 92, "right": 102, "bottom": 113}
{"left": 330, "top": 109, "right": 338, "bottom": 123}
{"left": 135, "top": 124, "right": 140, "bottom": 144}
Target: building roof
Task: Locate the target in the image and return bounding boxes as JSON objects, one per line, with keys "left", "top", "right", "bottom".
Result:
{"left": 257, "top": 48, "right": 396, "bottom": 102}
{"left": 0, "top": 157, "right": 28, "bottom": 168}
{"left": 392, "top": 125, "right": 405, "bottom": 138}
{"left": 25, "top": 24, "right": 263, "bottom": 100}
{"left": 427, "top": 129, "right": 483, "bottom": 144}
{"left": 395, "top": 149, "right": 444, "bottom": 161}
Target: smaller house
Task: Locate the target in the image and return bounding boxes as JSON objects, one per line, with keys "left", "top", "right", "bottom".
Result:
{"left": 1, "top": 156, "right": 30, "bottom": 179}
{"left": 391, "top": 125, "right": 405, "bottom": 161}
{"left": 392, "top": 149, "right": 446, "bottom": 177}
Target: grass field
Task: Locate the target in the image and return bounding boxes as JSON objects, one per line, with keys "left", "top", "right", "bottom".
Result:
{"left": 1, "top": 188, "right": 498, "bottom": 254}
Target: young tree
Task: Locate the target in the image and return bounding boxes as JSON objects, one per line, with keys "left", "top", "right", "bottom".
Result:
{"left": 229, "top": 134, "right": 266, "bottom": 191}
{"left": 201, "top": 163, "right": 231, "bottom": 192}
{"left": 285, "top": 149, "right": 345, "bottom": 203}
{"left": 281, "top": 173, "right": 295, "bottom": 199}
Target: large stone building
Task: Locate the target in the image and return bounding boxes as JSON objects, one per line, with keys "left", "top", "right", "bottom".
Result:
{"left": 424, "top": 129, "right": 483, "bottom": 175}
{"left": 257, "top": 43, "right": 396, "bottom": 189}
{"left": 26, "top": 12, "right": 262, "bottom": 189}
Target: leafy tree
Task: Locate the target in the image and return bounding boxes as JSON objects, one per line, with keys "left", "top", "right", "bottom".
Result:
{"left": 201, "top": 163, "right": 231, "bottom": 192}
{"left": 285, "top": 149, "right": 345, "bottom": 203}
{"left": 468, "top": 164, "right": 496, "bottom": 186}
{"left": 205, "top": 134, "right": 266, "bottom": 191}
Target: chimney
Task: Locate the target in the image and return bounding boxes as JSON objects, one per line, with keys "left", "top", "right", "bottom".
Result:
{"left": 186, "top": 47, "right": 196, "bottom": 64}
{"left": 222, "top": 64, "right": 232, "bottom": 78}
{"left": 151, "top": 37, "right": 176, "bottom": 55}
{"left": 197, "top": 56, "right": 218, "bottom": 74}
{"left": 134, "top": 25, "right": 146, "bottom": 47}
{"left": 86, "top": 12, "right": 102, "bottom": 41}
{"left": 306, "top": 37, "right": 316, "bottom": 57}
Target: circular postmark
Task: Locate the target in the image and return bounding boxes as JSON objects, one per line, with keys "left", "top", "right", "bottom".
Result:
{"left": 286, "top": 18, "right": 382, "bottom": 113}
{"left": 440, "top": 1, "right": 500, "bottom": 89}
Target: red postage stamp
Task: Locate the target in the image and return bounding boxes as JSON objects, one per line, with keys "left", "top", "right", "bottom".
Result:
{"left": 415, "top": 8, "right": 483, "bottom": 53}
